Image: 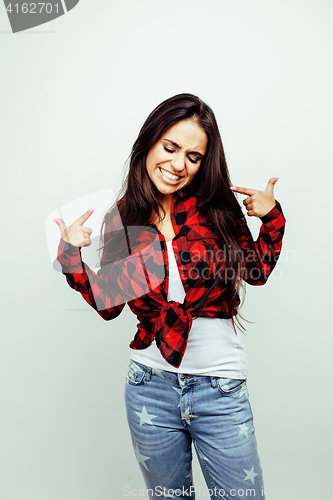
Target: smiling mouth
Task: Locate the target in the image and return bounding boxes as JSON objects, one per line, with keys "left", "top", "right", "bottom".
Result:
{"left": 159, "top": 167, "right": 182, "bottom": 182}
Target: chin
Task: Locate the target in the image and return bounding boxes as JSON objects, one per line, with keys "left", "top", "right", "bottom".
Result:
{"left": 158, "top": 186, "right": 178, "bottom": 195}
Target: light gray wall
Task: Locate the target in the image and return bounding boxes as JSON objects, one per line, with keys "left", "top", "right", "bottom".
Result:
{"left": 1, "top": 0, "right": 332, "bottom": 499}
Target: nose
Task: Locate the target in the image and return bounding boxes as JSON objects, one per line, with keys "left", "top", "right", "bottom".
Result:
{"left": 170, "top": 154, "right": 185, "bottom": 172}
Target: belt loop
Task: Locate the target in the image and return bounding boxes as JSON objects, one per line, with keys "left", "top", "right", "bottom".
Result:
{"left": 145, "top": 366, "right": 152, "bottom": 382}
{"left": 210, "top": 377, "right": 217, "bottom": 388}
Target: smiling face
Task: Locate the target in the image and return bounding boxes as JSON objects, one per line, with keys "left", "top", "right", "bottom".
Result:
{"left": 146, "top": 119, "right": 208, "bottom": 208}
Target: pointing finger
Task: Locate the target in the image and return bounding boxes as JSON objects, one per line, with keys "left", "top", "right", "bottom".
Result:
{"left": 74, "top": 208, "right": 94, "bottom": 226}
{"left": 230, "top": 186, "right": 257, "bottom": 196}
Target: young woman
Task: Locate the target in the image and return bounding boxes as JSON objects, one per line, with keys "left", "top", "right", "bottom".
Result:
{"left": 54, "top": 94, "right": 285, "bottom": 499}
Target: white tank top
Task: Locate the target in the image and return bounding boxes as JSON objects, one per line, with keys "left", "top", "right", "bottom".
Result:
{"left": 130, "top": 240, "right": 248, "bottom": 378}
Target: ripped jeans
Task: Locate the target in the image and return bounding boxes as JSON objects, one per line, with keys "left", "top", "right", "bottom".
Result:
{"left": 124, "top": 359, "right": 265, "bottom": 500}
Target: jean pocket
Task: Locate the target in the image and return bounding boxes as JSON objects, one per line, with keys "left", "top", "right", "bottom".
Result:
{"left": 126, "top": 360, "right": 147, "bottom": 386}
{"left": 217, "top": 377, "right": 247, "bottom": 395}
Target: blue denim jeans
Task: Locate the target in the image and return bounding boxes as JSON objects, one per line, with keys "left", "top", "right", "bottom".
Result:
{"left": 124, "top": 359, "right": 265, "bottom": 500}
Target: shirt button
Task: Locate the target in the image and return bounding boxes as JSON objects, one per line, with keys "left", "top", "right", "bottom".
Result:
{"left": 178, "top": 191, "right": 183, "bottom": 196}
{"left": 173, "top": 212, "right": 177, "bottom": 217}
{"left": 181, "top": 269, "right": 186, "bottom": 274}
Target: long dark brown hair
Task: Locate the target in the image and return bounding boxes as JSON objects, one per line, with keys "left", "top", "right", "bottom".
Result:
{"left": 99, "top": 93, "right": 255, "bottom": 329}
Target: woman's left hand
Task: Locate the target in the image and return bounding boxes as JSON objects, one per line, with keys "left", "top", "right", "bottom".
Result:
{"left": 230, "top": 177, "right": 279, "bottom": 218}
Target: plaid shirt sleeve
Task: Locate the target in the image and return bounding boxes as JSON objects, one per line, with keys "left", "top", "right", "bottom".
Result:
{"left": 238, "top": 200, "right": 286, "bottom": 285}
{"left": 56, "top": 218, "right": 165, "bottom": 320}
{"left": 57, "top": 238, "right": 126, "bottom": 320}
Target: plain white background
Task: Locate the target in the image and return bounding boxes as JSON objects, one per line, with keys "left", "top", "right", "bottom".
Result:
{"left": 1, "top": 1, "right": 332, "bottom": 499}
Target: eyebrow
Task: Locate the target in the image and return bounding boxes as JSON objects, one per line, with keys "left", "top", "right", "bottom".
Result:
{"left": 163, "top": 138, "right": 204, "bottom": 157}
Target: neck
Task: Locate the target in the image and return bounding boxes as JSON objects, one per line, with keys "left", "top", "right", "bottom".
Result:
{"left": 158, "top": 193, "right": 174, "bottom": 215}
{"left": 151, "top": 193, "right": 174, "bottom": 224}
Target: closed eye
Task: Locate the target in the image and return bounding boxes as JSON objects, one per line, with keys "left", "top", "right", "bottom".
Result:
{"left": 164, "top": 146, "right": 200, "bottom": 164}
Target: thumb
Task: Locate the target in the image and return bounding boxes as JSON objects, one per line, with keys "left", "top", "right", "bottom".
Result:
{"left": 265, "top": 177, "right": 279, "bottom": 193}
{"left": 53, "top": 218, "right": 69, "bottom": 240}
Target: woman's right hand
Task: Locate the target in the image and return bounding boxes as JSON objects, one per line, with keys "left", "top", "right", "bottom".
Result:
{"left": 53, "top": 208, "right": 94, "bottom": 248}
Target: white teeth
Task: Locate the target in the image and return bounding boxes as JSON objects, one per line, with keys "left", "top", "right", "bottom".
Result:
{"left": 159, "top": 168, "right": 181, "bottom": 181}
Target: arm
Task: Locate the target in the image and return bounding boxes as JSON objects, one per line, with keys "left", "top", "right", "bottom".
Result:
{"left": 57, "top": 238, "right": 126, "bottom": 320}
{"left": 238, "top": 200, "right": 286, "bottom": 285}
{"left": 55, "top": 207, "right": 165, "bottom": 318}
{"left": 230, "top": 177, "right": 286, "bottom": 285}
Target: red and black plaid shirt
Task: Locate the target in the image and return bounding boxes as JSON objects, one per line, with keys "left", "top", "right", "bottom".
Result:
{"left": 57, "top": 191, "right": 286, "bottom": 368}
